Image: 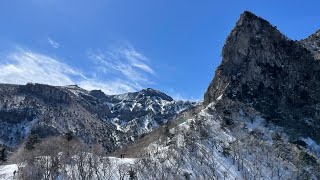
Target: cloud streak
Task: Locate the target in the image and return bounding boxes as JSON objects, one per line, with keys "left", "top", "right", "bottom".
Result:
{"left": 123, "top": 47, "right": 155, "bottom": 75}
{"left": 89, "top": 45, "right": 155, "bottom": 85}
{"left": 0, "top": 45, "right": 155, "bottom": 95}
{"left": 48, "top": 38, "right": 60, "bottom": 48}
{"left": 0, "top": 49, "right": 78, "bottom": 85}
{"left": 89, "top": 46, "right": 155, "bottom": 84}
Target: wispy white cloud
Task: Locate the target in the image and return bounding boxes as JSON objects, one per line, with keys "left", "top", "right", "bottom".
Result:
{"left": 48, "top": 38, "right": 60, "bottom": 48}
{"left": 169, "top": 91, "right": 191, "bottom": 101}
{"left": 167, "top": 88, "right": 202, "bottom": 101}
{"left": 122, "top": 47, "right": 155, "bottom": 75}
{"left": 0, "top": 48, "right": 78, "bottom": 85}
{"left": 0, "top": 45, "right": 155, "bottom": 95}
{"left": 88, "top": 45, "right": 155, "bottom": 86}
{"left": 78, "top": 79, "right": 141, "bottom": 95}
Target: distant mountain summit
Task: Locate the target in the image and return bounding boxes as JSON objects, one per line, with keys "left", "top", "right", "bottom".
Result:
{"left": 0, "top": 83, "right": 196, "bottom": 152}
{"left": 204, "top": 11, "right": 320, "bottom": 142}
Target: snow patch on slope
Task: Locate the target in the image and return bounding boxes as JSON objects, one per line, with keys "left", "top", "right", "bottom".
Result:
{"left": 0, "top": 164, "right": 18, "bottom": 180}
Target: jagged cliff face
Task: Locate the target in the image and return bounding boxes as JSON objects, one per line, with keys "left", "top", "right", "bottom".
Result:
{"left": 0, "top": 83, "right": 195, "bottom": 152}
{"left": 204, "top": 11, "right": 320, "bottom": 142}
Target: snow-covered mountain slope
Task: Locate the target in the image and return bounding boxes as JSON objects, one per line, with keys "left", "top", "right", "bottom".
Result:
{"left": 12, "top": 97, "right": 320, "bottom": 179}
{"left": 0, "top": 83, "right": 196, "bottom": 152}
{"left": 0, "top": 164, "right": 17, "bottom": 180}
{"left": 119, "top": 96, "right": 319, "bottom": 179}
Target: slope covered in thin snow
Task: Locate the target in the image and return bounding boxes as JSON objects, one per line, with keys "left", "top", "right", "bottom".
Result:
{"left": 0, "top": 164, "right": 18, "bottom": 180}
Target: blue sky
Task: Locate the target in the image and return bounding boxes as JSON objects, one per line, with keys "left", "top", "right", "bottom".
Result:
{"left": 0, "top": 0, "right": 319, "bottom": 100}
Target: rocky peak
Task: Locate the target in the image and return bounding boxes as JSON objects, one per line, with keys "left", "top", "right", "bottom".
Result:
{"left": 19, "top": 83, "right": 71, "bottom": 104}
{"left": 89, "top": 89, "right": 107, "bottom": 99}
{"left": 137, "top": 88, "right": 173, "bottom": 101}
{"left": 204, "top": 11, "right": 288, "bottom": 105}
{"left": 219, "top": 11, "right": 288, "bottom": 76}
{"left": 204, "top": 11, "right": 320, "bottom": 142}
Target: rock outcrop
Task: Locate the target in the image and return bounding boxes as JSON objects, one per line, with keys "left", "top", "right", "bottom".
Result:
{"left": 204, "top": 11, "right": 320, "bottom": 142}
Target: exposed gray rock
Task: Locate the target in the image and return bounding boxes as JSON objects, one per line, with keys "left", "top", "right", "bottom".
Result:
{"left": 204, "top": 11, "right": 320, "bottom": 143}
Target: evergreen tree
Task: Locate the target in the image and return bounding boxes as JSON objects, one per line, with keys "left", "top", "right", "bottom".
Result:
{"left": 65, "top": 131, "right": 74, "bottom": 141}
{"left": 25, "top": 134, "right": 40, "bottom": 150}
{"left": 189, "top": 120, "right": 195, "bottom": 131}
{"left": 164, "top": 124, "right": 173, "bottom": 139}
{"left": 128, "top": 169, "right": 136, "bottom": 180}
{"left": 0, "top": 147, "right": 6, "bottom": 162}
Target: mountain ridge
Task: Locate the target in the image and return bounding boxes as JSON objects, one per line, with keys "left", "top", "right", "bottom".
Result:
{"left": 0, "top": 83, "right": 196, "bottom": 152}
